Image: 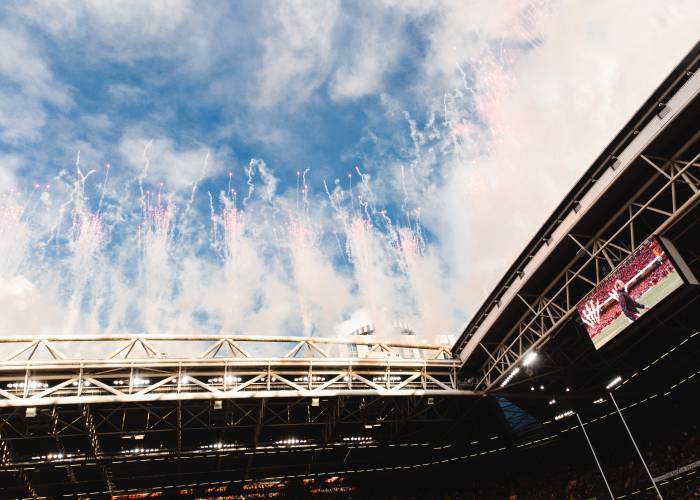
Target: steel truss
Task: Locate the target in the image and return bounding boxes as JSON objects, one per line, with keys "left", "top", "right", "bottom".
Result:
{"left": 0, "top": 335, "right": 471, "bottom": 407}
{"left": 0, "top": 396, "right": 464, "bottom": 457}
{"left": 474, "top": 144, "right": 700, "bottom": 390}
{"left": 0, "top": 395, "right": 475, "bottom": 496}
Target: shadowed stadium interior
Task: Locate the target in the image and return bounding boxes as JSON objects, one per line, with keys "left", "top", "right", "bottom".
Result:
{"left": 1, "top": 32, "right": 699, "bottom": 500}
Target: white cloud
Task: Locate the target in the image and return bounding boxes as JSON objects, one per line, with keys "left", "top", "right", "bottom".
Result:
{"left": 0, "top": 27, "right": 71, "bottom": 142}
{"left": 119, "top": 131, "right": 227, "bottom": 191}
{"left": 256, "top": 0, "right": 340, "bottom": 107}
{"left": 107, "top": 83, "right": 145, "bottom": 102}
{"left": 330, "top": 7, "right": 405, "bottom": 101}
{"left": 0, "top": 94, "right": 46, "bottom": 143}
{"left": 80, "top": 113, "right": 112, "bottom": 130}
{"left": 0, "top": 27, "right": 71, "bottom": 107}
{"left": 0, "top": 275, "right": 63, "bottom": 335}
{"left": 15, "top": 0, "right": 195, "bottom": 60}
{"left": 0, "top": 154, "right": 23, "bottom": 188}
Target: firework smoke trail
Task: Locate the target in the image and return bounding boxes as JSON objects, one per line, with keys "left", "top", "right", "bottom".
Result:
{"left": 244, "top": 159, "right": 256, "bottom": 205}
{"left": 1, "top": 134, "right": 449, "bottom": 340}
{"left": 400, "top": 165, "right": 410, "bottom": 226}
{"left": 397, "top": 227, "right": 450, "bottom": 338}
{"left": 296, "top": 170, "right": 301, "bottom": 210}
{"left": 344, "top": 214, "right": 403, "bottom": 336}
{"left": 65, "top": 182, "right": 105, "bottom": 331}
{"left": 0, "top": 188, "right": 49, "bottom": 337}
{"left": 183, "top": 150, "right": 210, "bottom": 224}
{"left": 21, "top": 182, "right": 45, "bottom": 221}
{"left": 97, "top": 163, "right": 111, "bottom": 215}
{"left": 353, "top": 166, "right": 373, "bottom": 222}
{"left": 253, "top": 158, "right": 283, "bottom": 253}
{"left": 214, "top": 190, "right": 259, "bottom": 333}
{"left": 140, "top": 194, "right": 176, "bottom": 332}
{"left": 45, "top": 151, "right": 92, "bottom": 254}
{"left": 287, "top": 180, "right": 354, "bottom": 342}
{"left": 0, "top": 191, "right": 30, "bottom": 279}
{"left": 288, "top": 169, "right": 330, "bottom": 337}
{"left": 455, "top": 62, "right": 476, "bottom": 96}
{"left": 348, "top": 172, "right": 354, "bottom": 213}
{"left": 288, "top": 215, "right": 315, "bottom": 336}
{"left": 323, "top": 179, "right": 346, "bottom": 258}
{"left": 208, "top": 191, "right": 217, "bottom": 251}
{"left": 220, "top": 202, "right": 243, "bottom": 264}
{"left": 138, "top": 139, "right": 154, "bottom": 206}
{"left": 70, "top": 181, "right": 104, "bottom": 282}
{"left": 301, "top": 168, "right": 310, "bottom": 213}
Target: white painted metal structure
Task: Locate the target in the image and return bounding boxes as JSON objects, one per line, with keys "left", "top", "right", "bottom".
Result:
{"left": 0, "top": 335, "right": 473, "bottom": 407}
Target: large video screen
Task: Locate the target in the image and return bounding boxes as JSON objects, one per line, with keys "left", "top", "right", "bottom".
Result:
{"left": 577, "top": 236, "right": 684, "bottom": 350}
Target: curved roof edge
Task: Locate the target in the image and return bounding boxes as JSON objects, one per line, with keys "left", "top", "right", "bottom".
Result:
{"left": 454, "top": 40, "right": 700, "bottom": 356}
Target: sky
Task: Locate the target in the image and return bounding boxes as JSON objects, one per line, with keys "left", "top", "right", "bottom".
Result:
{"left": 0, "top": 1, "right": 698, "bottom": 341}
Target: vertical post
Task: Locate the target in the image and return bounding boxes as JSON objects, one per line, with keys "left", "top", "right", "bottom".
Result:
{"left": 608, "top": 392, "right": 663, "bottom": 499}
{"left": 576, "top": 413, "right": 614, "bottom": 499}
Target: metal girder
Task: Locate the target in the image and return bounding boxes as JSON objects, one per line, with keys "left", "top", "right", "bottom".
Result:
{"left": 0, "top": 358, "right": 471, "bottom": 409}
{"left": 0, "top": 418, "right": 38, "bottom": 499}
{"left": 0, "top": 391, "right": 484, "bottom": 496}
{"left": 0, "top": 396, "right": 470, "bottom": 474}
{"left": 243, "top": 399, "right": 265, "bottom": 480}
{"left": 50, "top": 405, "right": 78, "bottom": 484}
{"left": 476, "top": 146, "right": 700, "bottom": 390}
{"left": 0, "top": 334, "right": 452, "bottom": 362}
{"left": 0, "top": 334, "right": 468, "bottom": 407}
{"left": 82, "top": 403, "right": 115, "bottom": 494}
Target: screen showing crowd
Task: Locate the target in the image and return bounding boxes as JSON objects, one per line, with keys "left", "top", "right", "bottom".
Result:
{"left": 577, "top": 236, "right": 684, "bottom": 350}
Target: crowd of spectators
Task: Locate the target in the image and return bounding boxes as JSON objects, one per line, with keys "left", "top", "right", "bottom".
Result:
{"left": 303, "top": 420, "right": 699, "bottom": 499}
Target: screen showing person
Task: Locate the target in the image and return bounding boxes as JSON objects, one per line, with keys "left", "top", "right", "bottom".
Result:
{"left": 577, "top": 236, "right": 684, "bottom": 350}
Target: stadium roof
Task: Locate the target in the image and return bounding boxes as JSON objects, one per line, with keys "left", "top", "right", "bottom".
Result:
{"left": 454, "top": 40, "right": 700, "bottom": 366}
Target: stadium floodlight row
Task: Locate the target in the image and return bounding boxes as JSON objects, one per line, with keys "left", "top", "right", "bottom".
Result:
{"left": 0, "top": 334, "right": 471, "bottom": 408}
{"left": 454, "top": 41, "right": 700, "bottom": 390}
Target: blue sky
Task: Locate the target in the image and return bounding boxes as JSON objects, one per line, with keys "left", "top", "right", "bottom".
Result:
{"left": 0, "top": 1, "right": 698, "bottom": 339}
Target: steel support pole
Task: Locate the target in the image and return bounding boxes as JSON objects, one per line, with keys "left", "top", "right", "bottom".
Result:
{"left": 575, "top": 413, "right": 614, "bottom": 499}
{"left": 608, "top": 391, "right": 663, "bottom": 499}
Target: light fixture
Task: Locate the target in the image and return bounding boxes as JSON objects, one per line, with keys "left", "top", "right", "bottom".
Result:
{"left": 276, "top": 438, "right": 306, "bottom": 446}
{"left": 499, "top": 367, "right": 520, "bottom": 387}
{"left": 606, "top": 376, "right": 622, "bottom": 390}
{"left": 200, "top": 442, "right": 235, "bottom": 450}
{"left": 554, "top": 410, "right": 575, "bottom": 421}
{"left": 522, "top": 351, "right": 538, "bottom": 367}
{"left": 343, "top": 436, "right": 371, "bottom": 442}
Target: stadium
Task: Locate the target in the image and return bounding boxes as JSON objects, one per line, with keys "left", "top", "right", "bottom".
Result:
{"left": 1, "top": 19, "right": 699, "bottom": 500}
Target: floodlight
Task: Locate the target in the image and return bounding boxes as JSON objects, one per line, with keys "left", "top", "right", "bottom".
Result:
{"left": 605, "top": 376, "right": 622, "bottom": 390}
{"left": 522, "top": 351, "right": 538, "bottom": 367}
